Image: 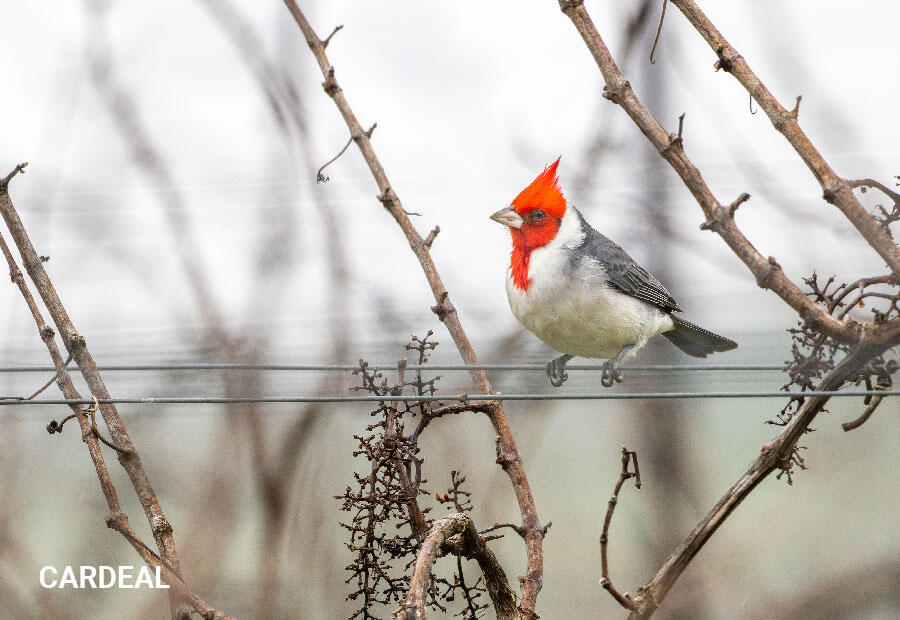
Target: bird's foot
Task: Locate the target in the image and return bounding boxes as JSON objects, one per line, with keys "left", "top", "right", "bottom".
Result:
{"left": 546, "top": 354, "right": 574, "bottom": 388}
{"left": 600, "top": 345, "right": 633, "bottom": 387}
{"left": 600, "top": 360, "right": 625, "bottom": 388}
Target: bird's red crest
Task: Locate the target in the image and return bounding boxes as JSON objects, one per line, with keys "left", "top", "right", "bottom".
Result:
{"left": 511, "top": 157, "right": 566, "bottom": 219}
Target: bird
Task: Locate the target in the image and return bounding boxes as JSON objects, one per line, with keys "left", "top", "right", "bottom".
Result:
{"left": 490, "top": 157, "right": 737, "bottom": 387}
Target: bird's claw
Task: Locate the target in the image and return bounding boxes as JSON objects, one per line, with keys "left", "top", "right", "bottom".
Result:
{"left": 600, "top": 361, "right": 625, "bottom": 388}
{"left": 546, "top": 359, "right": 569, "bottom": 387}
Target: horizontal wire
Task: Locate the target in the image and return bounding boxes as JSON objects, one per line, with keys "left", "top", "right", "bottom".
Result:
{"left": 1, "top": 389, "right": 898, "bottom": 406}
{"left": 0, "top": 363, "right": 785, "bottom": 373}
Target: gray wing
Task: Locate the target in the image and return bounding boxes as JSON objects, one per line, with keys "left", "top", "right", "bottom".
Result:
{"left": 572, "top": 209, "right": 683, "bottom": 313}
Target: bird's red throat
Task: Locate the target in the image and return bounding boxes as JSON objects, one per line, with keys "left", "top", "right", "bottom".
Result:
{"left": 509, "top": 232, "right": 533, "bottom": 291}
{"left": 509, "top": 222, "right": 560, "bottom": 291}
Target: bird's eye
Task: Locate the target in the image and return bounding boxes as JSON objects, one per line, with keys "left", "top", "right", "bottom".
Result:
{"left": 530, "top": 210, "right": 546, "bottom": 222}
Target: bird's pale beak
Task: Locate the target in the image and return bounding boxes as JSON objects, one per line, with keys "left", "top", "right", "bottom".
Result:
{"left": 489, "top": 206, "right": 524, "bottom": 229}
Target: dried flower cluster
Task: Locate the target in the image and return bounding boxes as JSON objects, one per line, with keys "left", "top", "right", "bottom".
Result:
{"left": 782, "top": 271, "right": 900, "bottom": 402}
{"left": 337, "top": 333, "right": 489, "bottom": 620}
{"left": 775, "top": 274, "right": 850, "bottom": 428}
{"left": 771, "top": 270, "right": 900, "bottom": 481}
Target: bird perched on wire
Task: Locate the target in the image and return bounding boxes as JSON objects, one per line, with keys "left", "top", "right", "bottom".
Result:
{"left": 490, "top": 158, "right": 736, "bottom": 387}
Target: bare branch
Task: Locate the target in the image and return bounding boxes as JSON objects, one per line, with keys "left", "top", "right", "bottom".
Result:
{"left": 105, "top": 514, "right": 234, "bottom": 620}
{"left": 0, "top": 175, "right": 233, "bottom": 619}
{"left": 316, "top": 123, "right": 376, "bottom": 183}
{"left": 21, "top": 352, "right": 73, "bottom": 401}
{"left": 0, "top": 162, "right": 28, "bottom": 189}
{"left": 841, "top": 393, "right": 883, "bottom": 432}
{"left": 83, "top": 397, "right": 134, "bottom": 454}
{"left": 423, "top": 226, "right": 440, "bottom": 249}
{"left": 315, "top": 135, "right": 351, "bottom": 183}
{"left": 284, "top": 3, "right": 545, "bottom": 616}
{"left": 395, "top": 513, "right": 519, "bottom": 620}
{"left": 554, "top": 2, "right": 900, "bottom": 617}
{"left": 479, "top": 522, "right": 526, "bottom": 539}
{"left": 827, "top": 274, "right": 898, "bottom": 315}
{"left": 648, "top": 0, "right": 668, "bottom": 65}
{"left": 0, "top": 178, "right": 179, "bottom": 562}
{"left": 669, "top": 0, "right": 900, "bottom": 275}
{"left": 388, "top": 359, "right": 429, "bottom": 540}
{"left": 623, "top": 344, "right": 891, "bottom": 619}
{"left": 0, "top": 227, "right": 122, "bottom": 514}
{"left": 322, "top": 24, "right": 344, "bottom": 48}
{"left": 848, "top": 177, "right": 900, "bottom": 205}
{"left": 411, "top": 399, "right": 495, "bottom": 444}
{"left": 842, "top": 355, "right": 896, "bottom": 430}
{"left": 557, "top": 0, "right": 900, "bottom": 348}
{"left": 700, "top": 192, "right": 751, "bottom": 230}
{"left": 600, "top": 448, "right": 641, "bottom": 611}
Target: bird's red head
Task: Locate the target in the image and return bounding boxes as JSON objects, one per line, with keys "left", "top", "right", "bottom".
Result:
{"left": 499, "top": 158, "right": 567, "bottom": 291}
{"left": 511, "top": 157, "right": 566, "bottom": 221}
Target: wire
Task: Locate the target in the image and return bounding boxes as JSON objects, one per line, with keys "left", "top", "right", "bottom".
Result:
{"left": 1, "top": 389, "right": 898, "bottom": 406}
{"left": 0, "top": 363, "right": 785, "bottom": 373}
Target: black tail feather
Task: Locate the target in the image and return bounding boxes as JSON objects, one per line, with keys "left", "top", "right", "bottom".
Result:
{"left": 662, "top": 315, "right": 737, "bottom": 358}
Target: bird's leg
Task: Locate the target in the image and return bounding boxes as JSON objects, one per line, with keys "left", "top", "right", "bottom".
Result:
{"left": 546, "top": 353, "right": 574, "bottom": 388}
{"left": 601, "top": 345, "right": 633, "bottom": 387}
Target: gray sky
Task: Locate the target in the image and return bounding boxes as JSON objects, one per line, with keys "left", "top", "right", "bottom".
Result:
{"left": 3, "top": 1, "right": 899, "bottom": 370}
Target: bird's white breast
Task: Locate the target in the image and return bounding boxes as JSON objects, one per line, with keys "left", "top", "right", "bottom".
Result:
{"left": 505, "top": 209, "right": 673, "bottom": 359}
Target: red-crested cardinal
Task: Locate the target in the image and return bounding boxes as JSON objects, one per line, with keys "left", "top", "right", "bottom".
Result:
{"left": 490, "top": 158, "right": 737, "bottom": 387}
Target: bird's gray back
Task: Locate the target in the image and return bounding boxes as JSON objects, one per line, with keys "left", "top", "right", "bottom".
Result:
{"left": 569, "top": 208, "right": 682, "bottom": 313}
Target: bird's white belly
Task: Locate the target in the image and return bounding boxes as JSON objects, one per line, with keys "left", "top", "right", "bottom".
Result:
{"left": 506, "top": 266, "right": 673, "bottom": 360}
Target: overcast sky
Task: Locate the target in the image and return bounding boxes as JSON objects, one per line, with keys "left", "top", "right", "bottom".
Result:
{"left": 3, "top": 1, "right": 899, "bottom": 373}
